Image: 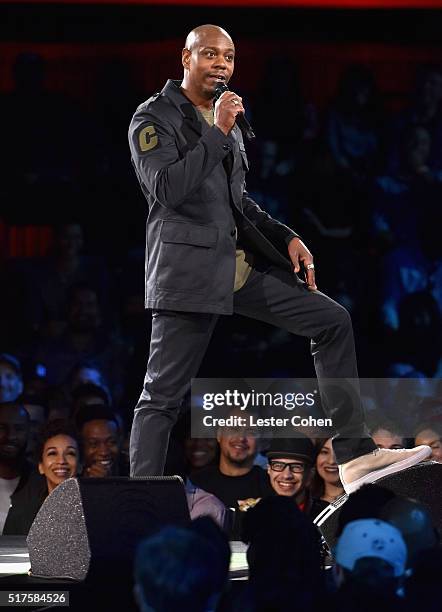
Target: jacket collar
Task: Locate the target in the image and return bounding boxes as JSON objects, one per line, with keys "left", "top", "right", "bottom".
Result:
{"left": 161, "top": 79, "right": 241, "bottom": 146}
{"left": 161, "top": 79, "right": 211, "bottom": 136}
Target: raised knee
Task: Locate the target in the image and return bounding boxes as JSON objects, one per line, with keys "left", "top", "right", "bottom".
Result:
{"left": 333, "top": 303, "right": 352, "bottom": 329}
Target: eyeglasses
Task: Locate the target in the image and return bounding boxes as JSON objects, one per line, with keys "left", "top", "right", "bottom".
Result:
{"left": 269, "top": 460, "right": 306, "bottom": 473}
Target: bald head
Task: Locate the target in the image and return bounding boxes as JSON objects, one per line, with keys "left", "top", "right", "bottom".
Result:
{"left": 184, "top": 24, "right": 233, "bottom": 52}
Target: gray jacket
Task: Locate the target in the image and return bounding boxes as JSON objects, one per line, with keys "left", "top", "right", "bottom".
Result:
{"left": 128, "top": 79, "right": 299, "bottom": 315}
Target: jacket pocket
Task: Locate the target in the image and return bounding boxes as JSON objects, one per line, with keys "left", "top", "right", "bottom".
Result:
{"left": 156, "top": 220, "right": 219, "bottom": 294}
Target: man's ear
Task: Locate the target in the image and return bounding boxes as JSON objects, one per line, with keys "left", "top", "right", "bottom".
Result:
{"left": 182, "top": 48, "right": 191, "bottom": 70}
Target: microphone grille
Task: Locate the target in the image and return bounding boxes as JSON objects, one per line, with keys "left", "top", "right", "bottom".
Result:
{"left": 214, "top": 82, "right": 229, "bottom": 101}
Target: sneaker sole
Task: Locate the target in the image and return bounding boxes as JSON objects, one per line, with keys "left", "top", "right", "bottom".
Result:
{"left": 342, "top": 446, "right": 431, "bottom": 495}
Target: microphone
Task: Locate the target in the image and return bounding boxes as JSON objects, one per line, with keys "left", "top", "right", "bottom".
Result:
{"left": 214, "top": 82, "right": 256, "bottom": 141}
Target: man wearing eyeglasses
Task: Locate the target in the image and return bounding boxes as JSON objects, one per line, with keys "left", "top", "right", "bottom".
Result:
{"left": 265, "top": 435, "right": 316, "bottom": 512}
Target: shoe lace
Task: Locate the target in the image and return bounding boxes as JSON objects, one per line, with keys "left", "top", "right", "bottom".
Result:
{"left": 373, "top": 447, "right": 408, "bottom": 455}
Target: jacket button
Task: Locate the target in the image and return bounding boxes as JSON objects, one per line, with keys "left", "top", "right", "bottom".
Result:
{"left": 223, "top": 144, "right": 231, "bottom": 151}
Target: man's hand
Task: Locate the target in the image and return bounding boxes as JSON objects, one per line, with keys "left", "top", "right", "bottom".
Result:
{"left": 214, "top": 91, "right": 245, "bottom": 136}
{"left": 288, "top": 237, "right": 317, "bottom": 290}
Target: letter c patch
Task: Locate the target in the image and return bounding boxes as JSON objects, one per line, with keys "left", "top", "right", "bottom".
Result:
{"left": 138, "top": 125, "right": 158, "bottom": 152}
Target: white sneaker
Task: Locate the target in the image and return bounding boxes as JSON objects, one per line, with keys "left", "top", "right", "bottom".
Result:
{"left": 339, "top": 445, "right": 432, "bottom": 495}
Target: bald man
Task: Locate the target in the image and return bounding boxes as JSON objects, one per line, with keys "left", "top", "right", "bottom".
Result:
{"left": 128, "top": 25, "right": 430, "bottom": 490}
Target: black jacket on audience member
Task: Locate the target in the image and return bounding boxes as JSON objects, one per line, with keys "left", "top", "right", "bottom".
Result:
{"left": 190, "top": 465, "right": 273, "bottom": 510}
{"left": 3, "top": 468, "right": 47, "bottom": 536}
{"left": 191, "top": 465, "right": 273, "bottom": 539}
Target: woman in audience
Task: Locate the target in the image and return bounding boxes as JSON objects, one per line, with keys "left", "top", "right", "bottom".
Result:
{"left": 3, "top": 420, "right": 80, "bottom": 535}
{"left": 309, "top": 437, "right": 345, "bottom": 519}
{"left": 37, "top": 420, "right": 80, "bottom": 492}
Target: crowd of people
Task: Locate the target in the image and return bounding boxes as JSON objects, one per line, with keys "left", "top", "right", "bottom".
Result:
{"left": 0, "top": 48, "right": 441, "bottom": 609}
{"left": 0, "top": 386, "right": 440, "bottom": 610}
{"left": 131, "top": 494, "right": 441, "bottom": 612}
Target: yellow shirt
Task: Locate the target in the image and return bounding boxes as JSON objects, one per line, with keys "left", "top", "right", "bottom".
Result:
{"left": 198, "top": 106, "right": 252, "bottom": 292}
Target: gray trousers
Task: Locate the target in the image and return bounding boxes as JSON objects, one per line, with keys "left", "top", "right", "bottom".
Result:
{"left": 129, "top": 264, "right": 376, "bottom": 476}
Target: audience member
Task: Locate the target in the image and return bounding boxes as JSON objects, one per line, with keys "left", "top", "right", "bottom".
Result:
{"left": 42, "top": 382, "right": 84, "bottom": 422}
{"left": 373, "top": 125, "right": 441, "bottom": 249}
{"left": 405, "top": 546, "right": 442, "bottom": 612}
{"left": 18, "top": 221, "right": 112, "bottom": 338}
{"left": 67, "top": 361, "right": 112, "bottom": 399}
{"left": 390, "top": 292, "right": 442, "bottom": 378}
{"left": 65, "top": 362, "right": 113, "bottom": 419}
{"left": 173, "top": 410, "right": 217, "bottom": 475}
{"left": 3, "top": 419, "right": 79, "bottom": 535}
{"left": 0, "top": 354, "right": 24, "bottom": 403}
{"left": 169, "top": 410, "right": 219, "bottom": 477}
{"left": 190, "top": 412, "right": 272, "bottom": 538}
{"left": 185, "top": 480, "right": 229, "bottom": 531}
{"left": 240, "top": 496, "right": 325, "bottom": 612}
{"left": 31, "top": 282, "right": 127, "bottom": 402}
{"left": 388, "top": 63, "right": 442, "bottom": 174}
{"left": 310, "top": 437, "right": 344, "bottom": 519}
{"left": 70, "top": 381, "right": 110, "bottom": 417}
{"left": 263, "top": 435, "right": 316, "bottom": 513}
{"left": 191, "top": 415, "right": 272, "bottom": 511}
{"left": 331, "top": 519, "right": 407, "bottom": 611}
{"left": 244, "top": 139, "right": 293, "bottom": 225}
{"left": 185, "top": 436, "right": 218, "bottom": 473}
{"left": 373, "top": 126, "right": 442, "bottom": 331}
{"left": 19, "top": 359, "right": 50, "bottom": 402}
{"left": 370, "top": 419, "right": 406, "bottom": 449}
{"left": 75, "top": 404, "right": 125, "bottom": 477}
{"left": 133, "top": 523, "right": 229, "bottom": 612}
{"left": 379, "top": 496, "right": 440, "bottom": 569}
{"left": 326, "top": 64, "right": 382, "bottom": 180}
{"left": 413, "top": 422, "right": 442, "bottom": 462}
{"left": 417, "top": 395, "right": 442, "bottom": 425}
{"left": 21, "top": 392, "right": 48, "bottom": 462}
{"left": 0, "top": 401, "right": 31, "bottom": 533}
{"left": 336, "top": 484, "right": 397, "bottom": 536}
{"left": 37, "top": 420, "right": 79, "bottom": 492}
{"left": 158, "top": 414, "right": 230, "bottom": 530}
{"left": 189, "top": 516, "right": 231, "bottom": 592}
{"left": 189, "top": 516, "right": 231, "bottom": 576}
{"left": 293, "top": 65, "right": 382, "bottom": 308}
